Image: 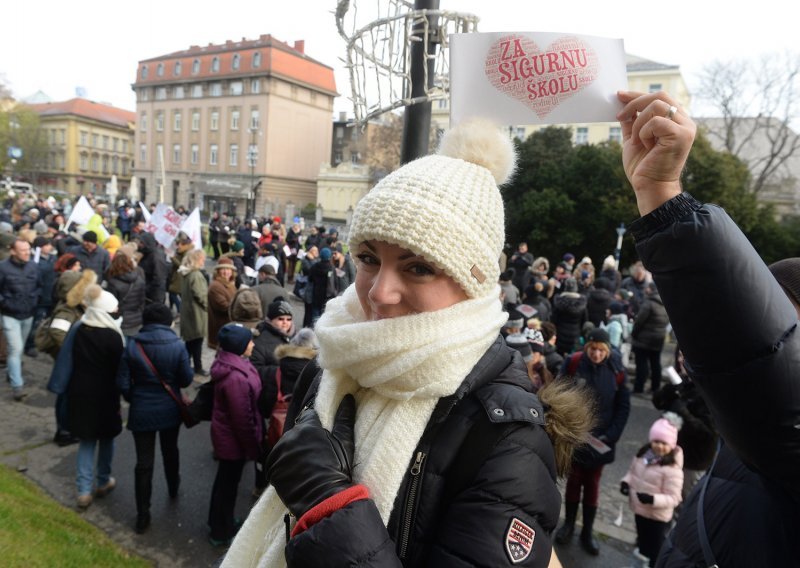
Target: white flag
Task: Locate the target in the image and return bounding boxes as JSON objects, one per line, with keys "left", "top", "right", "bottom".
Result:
{"left": 180, "top": 208, "right": 203, "bottom": 252}
{"left": 65, "top": 195, "right": 94, "bottom": 229}
{"left": 139, "top": 202, "right": 151, "bottom": 223}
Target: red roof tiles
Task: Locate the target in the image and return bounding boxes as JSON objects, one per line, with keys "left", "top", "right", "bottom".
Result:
{"left": 28, "top": 99, "right": 135, "bottom": 128}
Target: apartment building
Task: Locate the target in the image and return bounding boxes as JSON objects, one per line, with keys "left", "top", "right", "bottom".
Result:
{"left": 28, "top": 99, "right": 136, "bottom": 195}
{"left": 132, "top": 35, "right": 337, "bottom": 217}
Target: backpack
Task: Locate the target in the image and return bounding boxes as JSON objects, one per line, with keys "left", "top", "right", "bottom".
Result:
{"left": 266, "top": 368, "right": 292, "bottom": 449}
{"left": 34, "top": 314, "right": 74, "bottom": 358}
{"left": 565, "top": 351, "right": 625, "bottom": 388}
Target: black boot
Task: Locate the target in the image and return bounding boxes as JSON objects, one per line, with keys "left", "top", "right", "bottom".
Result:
{"left": 134, "top": 468, "right": 152, "bottom": 534}
{"left": 555, "top": 501, "right": 579, "bottom": 544}
{"left": 580, "top": 505, "right": 600, "bottom": 555}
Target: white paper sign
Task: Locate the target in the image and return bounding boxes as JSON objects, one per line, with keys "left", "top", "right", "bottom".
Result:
{"left": 144, "top": 203, "right": 184, "bottom": 248}
{"left": 449, "top": 32, "right": 628, "bottom": 126}
{"left": 180, "top": 208, "right": 203, "bottom": 252}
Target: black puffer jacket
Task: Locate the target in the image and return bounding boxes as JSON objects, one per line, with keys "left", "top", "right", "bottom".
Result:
{"left": 585, "top": 287, "right": 613, "bottom": 327}
{"left": 106, "top": 268, "right": 147, "bottom": 335}
{"left": 285, "top": 337, "right": 562, "bottom": 567}
{"left": 630, "top": 194, "right": 800, "bottom": 567}
{"left": 551, "top": 292, "right": 587, "bottom": 355}
{"left": 631, "top": 292, "right": 669, "bottom": 351}
{"left": 136, "top": 233, "right": 168, "bottom": 304}
{"left": 250, "top": 321, "right": 291, "bottom": 382}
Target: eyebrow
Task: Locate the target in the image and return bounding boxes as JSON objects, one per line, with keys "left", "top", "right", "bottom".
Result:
{"left": 361, "top": 241, "right": 422, "bottom": 261}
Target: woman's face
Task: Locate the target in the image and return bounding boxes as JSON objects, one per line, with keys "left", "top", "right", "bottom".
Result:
{"left": 586, "top": 342, "right": 609, "bottom": 364}
{"left": 354, "top": 240, "right": 468, "bottom": 321}
{"left": 218, "top": 267, "right": 232, "bottom": 280}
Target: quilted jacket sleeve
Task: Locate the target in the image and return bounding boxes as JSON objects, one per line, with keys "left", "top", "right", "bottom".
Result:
{"left": 631, "top": 193, "right": 800, "bottom": 501}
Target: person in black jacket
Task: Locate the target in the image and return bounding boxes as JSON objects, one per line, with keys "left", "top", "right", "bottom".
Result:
{"left": 0, "top": 238, "right": 41, "bottom": 400}
{"left": 631, "top": 282, "right": 669, "bottom": 394}
{"left": 555, "top": 328, "right": 630, "bottom": 555}
{"left": 132, "top": 232, "right": 168, "bottom": 305}
{"left": 551, "top": 277, "right": 587, "bottom": 355}
{"left": 308, "top": 248, "right": 334, "bottom": 325}
{"left": 222, "top": 119, "right": 592, "bottom": 567}
{"left": 106, "top": 253, "right": 147, "bottom": 337}
{"left": 616, "top": 89, "right": 800, "bottom": 566}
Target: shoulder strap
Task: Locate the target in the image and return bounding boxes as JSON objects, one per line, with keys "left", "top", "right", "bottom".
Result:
{"left": 696, "top": 440, "right": 722, "bottom": 568}
{"left": 566, "top": 351, "right": 583, "bottom": 376}
{"left": 442, "top": 412, "right": 510, "bottom": 506}
{"left": 274, "top": 367, "right": 286, "bottom": 403}
{"left": 135, "top": 341, "right": 184, "bottom": 409}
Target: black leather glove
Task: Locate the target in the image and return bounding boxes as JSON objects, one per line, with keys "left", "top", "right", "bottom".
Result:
{"left": 620, "top": 481, "right": 629, "bottom": 496}
{"left": 266, "top": 395, "right": 356, "bottom": 518}
{"left": 636, "top": 492, "right": 654, "bottom": 505}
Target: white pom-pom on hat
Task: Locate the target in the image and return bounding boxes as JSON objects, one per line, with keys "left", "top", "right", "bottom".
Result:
{"left": 438, "top": 118, "right": 517, "bottom": 186}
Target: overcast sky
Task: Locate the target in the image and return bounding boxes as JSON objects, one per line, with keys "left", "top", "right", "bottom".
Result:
{"left": 2, "top": 0, "right": 795, "bottom": 119}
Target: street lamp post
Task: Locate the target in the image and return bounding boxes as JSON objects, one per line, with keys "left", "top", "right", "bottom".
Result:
{"left": 247, "top": 128, "right": 260, "bottom": 219}
{"left": 614, "top": 222, "right": 627, "bottom": 270}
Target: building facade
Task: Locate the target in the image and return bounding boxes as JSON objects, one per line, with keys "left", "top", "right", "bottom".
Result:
{"left": 28, "top": 99, "right": 136, "bottom": 196}
{"left": 132, "top": 35, "right": 337, "bottom": 218}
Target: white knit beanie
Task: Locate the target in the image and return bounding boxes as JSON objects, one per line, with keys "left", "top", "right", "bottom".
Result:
{"left": 84, "top": 284, "right": 119, "bottom": 314}
{"left": 348, "top": 118, "right": 516, "bottom": 299}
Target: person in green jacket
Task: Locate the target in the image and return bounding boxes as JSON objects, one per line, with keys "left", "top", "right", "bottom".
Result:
{"left": 178, "top": 249, "right": 208, "bottom": 376}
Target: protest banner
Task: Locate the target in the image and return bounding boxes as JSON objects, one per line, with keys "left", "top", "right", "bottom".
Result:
{"left": 449, "top": 32, "right": 627, "bottom": 126}
{"left": 144, "top": 203, "right": 183, "bottom": 248}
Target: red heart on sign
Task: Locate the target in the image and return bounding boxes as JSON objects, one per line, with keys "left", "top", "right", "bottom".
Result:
{"left": 484, "top": 35, "right": 599, "bottom": 119}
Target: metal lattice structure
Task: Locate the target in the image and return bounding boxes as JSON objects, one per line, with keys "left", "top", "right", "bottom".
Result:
{"left": 336, "top": 0, "right": 479, "bottom": 125}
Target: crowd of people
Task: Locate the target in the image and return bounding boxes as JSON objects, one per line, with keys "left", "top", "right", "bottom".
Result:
{"left": 2, "top": 88, "right": 799, "bottom": 567}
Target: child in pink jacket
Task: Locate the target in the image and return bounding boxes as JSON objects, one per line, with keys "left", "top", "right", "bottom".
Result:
{"left": 621, "top": 414, "right": 684, "bottom": 567}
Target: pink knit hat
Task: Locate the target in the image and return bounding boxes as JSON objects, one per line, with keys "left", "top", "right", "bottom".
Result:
{"left": 649, "top": 417, "right": 678, "bottom": 449}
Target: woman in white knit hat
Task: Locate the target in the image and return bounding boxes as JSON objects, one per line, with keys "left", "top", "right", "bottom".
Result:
{"left": 221, "top": 119, "right": 592, "bottom": 567}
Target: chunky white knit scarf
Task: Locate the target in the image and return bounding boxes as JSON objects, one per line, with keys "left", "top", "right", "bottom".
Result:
{"left": 80, "top": 306, "right": 126, "bottom": 344}
{"left": 222, "top": 285, "right": 506, "bottom": 568}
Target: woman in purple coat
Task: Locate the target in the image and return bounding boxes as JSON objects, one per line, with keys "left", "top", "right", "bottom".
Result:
{"left": 207, "top": 323, "right": 263, "bottom": 547}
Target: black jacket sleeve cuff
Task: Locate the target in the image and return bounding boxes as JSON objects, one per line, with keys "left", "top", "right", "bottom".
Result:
{"left": 628, "top": 193, "right": 703, "bottom": 242}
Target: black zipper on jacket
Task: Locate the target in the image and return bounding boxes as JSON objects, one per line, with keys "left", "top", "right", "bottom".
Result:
{"left": 398, "top": 451, "right": 427, "bottom": 560}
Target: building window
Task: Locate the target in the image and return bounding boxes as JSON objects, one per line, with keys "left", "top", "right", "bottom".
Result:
{"left": 140, "top": 112, "right": 147, "bottom": 131}
{"left": 191, "top": 111, "right": 200, "bottom": 131}
{"left": 230, "top": 144, "right": 238, "bottom": 166}
{"left": 140, "top": 88, "right": 149, "bottom": 102}
{"left": 174, "top": 111, "right": 182, "bottom": 131}
{"left": 351, "top": 152, "right": 361, "bottom": 165}
{"left": 210, "top": 82, "right": 222, "bottom": 96}
{"left": 80, "top": 131, "right": 88, "bottom": 145}
{"left": 174, "top": 85, "right": 185, "bottom": 99}
{"left": 514, "top": 127, "right": 526, "bottom": 140}
{"left": 250, "top": 109, "right": 260, "bottom": 129}
{"left": 231, "top": 110, "right": 240, "bottom": 130}
{"left": 80, "top": 153, "right": 88, "bottom": 170}
{"left": 192, "top": 58, "right": 200, "bottom": 74}
{"left": 157, "top": 63, "right": 164, "bottom": 76}
{"left": 575, "top": 127, "right": 589, "bottom": 145}
{"left": 102, "top": 155, "right": 109, "bottom": 174}
{"left": 210, "top": 111, "right": 219, "bottom": 131}
{"left": 113, "top": 137, "right": 119, "bottom": 151}
{"left": 112, "top": 155, "right": 119, "bottom": 174}
{"left": 232, "top": 54, "right": 240, "bottom": 70}
{"left": 173, "top": 144, "right": 181, "bottom": 164}
{"left": 209, "top": 144, "right": 218, "bottom": 165}
{"left": 156, "top": 144, "right": 163, "bottom": 165}
{"left": 122, "top": 159, "right": 129, "bottom": 175}
{"left": 247, "top": 144, "right": 258, "bottom": 166}
{"left": 102, "top": 135, "right": 109, "bottom": 149}
{"left": 92, "top": 134, "right": 99, "bottom": 147}
{"left": 648, "top": 83, "right": 662, "bottom": 93}
{"left": 141, "top": 65, "right": 148, "bottom": 79}
{"left": 122, "top": 140, "right": 128, "bottom": 153}
{"left": 609, "top": 126, "right": 622, "bottom": 143}
{"left": 191, "top": 84, "right": 202, "bottom": 98}
{"left": 140, "top": 144, "right": 146, "bottom": 164}
{"left": 291, "top": 85, "right": 298, "bottom": 99}
{"left": 92, "top": 154, "right": 99, "bottom": 171}
{"left": 174, "top": 61, "right": 182, "bottom": 76}
{"left": 253, "top": 52, "right": 262, "bottom": 68}
{"left": 333, "top": 150, "right": 343, "bottom": 165}
{"left": 335, "top": 127, "right": 344, "bottom": 140}
{"left": 156, "top": 112, "right": 164, "bottom": 131}
{"left": 211, "top": 57, "right": 220, "bottom": 72}
{"left": 229, "top": 81, "right": 243, "bottom": 96}
{"left": 191, "top": 144, "right": 199, "bottom": 164}
{"left": 156, "top": 87, "right": 167, "bottom": 100}
{"left": 251, "top": 79, "right": 260, "bottom": 94}
{"left": 437, "top": 99, "right": 448, "bottom": 109}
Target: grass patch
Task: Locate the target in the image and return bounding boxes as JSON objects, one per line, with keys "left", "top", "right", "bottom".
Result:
{"left": 0, "top": 464, "right": 150, "bottom": 567}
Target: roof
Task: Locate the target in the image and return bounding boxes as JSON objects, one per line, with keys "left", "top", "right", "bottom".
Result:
{"left": 625, "top": 54, "right": 679, "bottom": 73}
{"left": 134, "top": 34, "right": 337, "bottom": 95}
{"left": 28, "top": 98, "right": 135, "bottom": 128}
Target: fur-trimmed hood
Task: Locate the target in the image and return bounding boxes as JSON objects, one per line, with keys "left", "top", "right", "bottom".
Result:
{"left": 274, "top": 343, "right": 317, "bottom": 361}
{"left": 554, "top": 292, "right": 587, "bottom": 314}
{"left": 63, "top": 269, "right": 97, "bottom": 307}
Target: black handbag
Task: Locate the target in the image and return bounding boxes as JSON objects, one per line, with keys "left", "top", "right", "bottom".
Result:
{"left": 186, "top": 381, "right": 214, "bottom": 423}
{"left": 136, "top": 342, "right": 200, "bottom": 428}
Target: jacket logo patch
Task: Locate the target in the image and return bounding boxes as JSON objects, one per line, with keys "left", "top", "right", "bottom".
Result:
{"left": 505, "top": 517, "right": 535, "bottom": 564}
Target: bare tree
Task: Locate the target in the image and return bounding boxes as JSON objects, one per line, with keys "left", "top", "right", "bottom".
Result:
{"left": 365, "top": 110, "right": 439, "bottom": 180}
{"left": 697, "top": 52, "right": 800, "bottom": 194}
